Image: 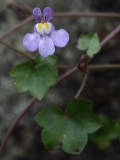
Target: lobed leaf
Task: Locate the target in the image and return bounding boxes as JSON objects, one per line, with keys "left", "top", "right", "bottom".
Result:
{"left": 77, "top": 33, "right": 101, "bottom": 57}
{"left": 90, "top": 115, "right": 120, "bottom": 149}
{"left": 35, "top": 98, "right": 102, "bottom": 154}
{"left": 10, "top": 55, "right": 58, "bottom": 100}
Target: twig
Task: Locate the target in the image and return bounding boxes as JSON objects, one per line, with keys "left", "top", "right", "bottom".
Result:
{"left": 0, "top": 18, "right": 120, "bottom": 157}
{"left": 0, "top": 65, "right": 78, "bottom": 156}
{"left": 57, "top": 64, "right": 74, "bottom": 69}
{"left": 74, "top": 25, "right": 120, "bottom": 98}
{"left": 54, "top": 12, "right": 120, "bottom": 18}
{"left": 1, "top": 11, "right": 120, "bottom": 40}
{"left": 0, "top": 98, "right": 37, "bottom": 155}
{"left": 0, "top": 39, "right": 35, "bottom": 61}
{"left": 100, "top": 25, "right": 120, "bottom": 47}
{"left": 0, "top": 15, "right": 33, "bottom": 40}
{"left": 57, "top": 64, "right": 120, "bottom": 70}
{"left": 1, "top": 36, "right": 120, "bottom": 69}
{"left": 88, "top": 64, "right": 120, "bottom": 69}
{"left": 17, "top": 2, "right": 32, "bottom": 14}
{"left": 74, "top": 70, "right": 88, "bottom": 99}
{"left": 79, "top": 25, "right": 120, "bottom": 64}
{"left": 8, "top": 2, "right": 32, "bottom": 15}
{"left": 57, "top": 66, "right": 78, "bottom": 83}
{"left": 86, "top": 80, "right": 120, "bottom": 100}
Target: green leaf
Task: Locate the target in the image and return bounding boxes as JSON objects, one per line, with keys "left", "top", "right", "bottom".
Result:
{"left": 10, "top": 55, "right": 58, "bottom": 100}
{"left": 77, "top": 33, "right": 101, "bottom": 57}
{"left": 35, "top": 98, "right": 102, "bottom": 154}
{"left": 116, "top": 120, "right": 120, "bottom": 131}
{"left": 90, "top": 115, "right": 120, "bottom": 149}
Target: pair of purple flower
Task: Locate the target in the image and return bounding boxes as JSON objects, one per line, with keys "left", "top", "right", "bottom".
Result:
{"left": 23, "top": 7, "right": 69, "bottom": 57}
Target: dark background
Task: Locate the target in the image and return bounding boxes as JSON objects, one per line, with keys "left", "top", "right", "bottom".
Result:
{"left": 0, "top": 0, "right": 120, "bottom": 159}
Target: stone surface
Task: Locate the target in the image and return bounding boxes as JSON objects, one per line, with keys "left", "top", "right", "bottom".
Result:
{"left": 0, "top": 0, "right": 120, "bottom": 160}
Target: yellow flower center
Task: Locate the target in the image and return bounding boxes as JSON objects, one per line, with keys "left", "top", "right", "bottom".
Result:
{"left": 44, "top": 22, "right": 49, "bottom": 29}
{"left": 36, "top": 22, "right": 52, "bottom": 35}
{"left": 38, "top": 23, "right": 43, "bottom": 30}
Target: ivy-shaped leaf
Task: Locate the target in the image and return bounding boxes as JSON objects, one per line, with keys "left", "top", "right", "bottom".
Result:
{"left": 10, "top": 55, "right": 58, "bottom": 100}
{"left": 77, "top": 33, "right": 101, "bottom": 57}
{"left": 35, "top": 98, "right": 102, "bottom": 154}
{"left": 90, "top": 115, "right": 120, "bottom": 149}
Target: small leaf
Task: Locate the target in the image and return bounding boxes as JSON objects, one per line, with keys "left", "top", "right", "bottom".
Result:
{"left": 10, "top": 55, "right": 58, "bottom": 100}
{"left": 116, "top": 120, "right": 120, "bottom": 131}
{"left": 90, "top": 115, "right": 120, "bottom": 149}
{"left": 77, "top": 33, "right": 101, "bottom": 57}
{"left": 35, "top": 98, "right": 102, "bottom": 154}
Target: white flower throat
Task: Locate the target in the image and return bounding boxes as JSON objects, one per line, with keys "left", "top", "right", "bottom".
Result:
{"left": 36, "top": 22, "right": 52, "bottom": 35}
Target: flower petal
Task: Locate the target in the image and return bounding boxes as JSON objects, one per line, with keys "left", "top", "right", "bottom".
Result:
{"left": 43, "top": 7, "right": 53, "bottom": 21}
{"left": 33, "top": 7, "right": 42, "bottom": 23}
{"left": 23, "top": 32, "right": 40, "bottom": 52}
{"left": 38, "top": 36, "right": 55, "bottom": 57}
{"left": 50, "top": 29, "right": 69, "bottom": 47}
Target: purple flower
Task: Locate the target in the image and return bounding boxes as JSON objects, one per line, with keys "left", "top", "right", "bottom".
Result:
{"left": 23, "top": 7, "right": 69, "bottom": 57}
